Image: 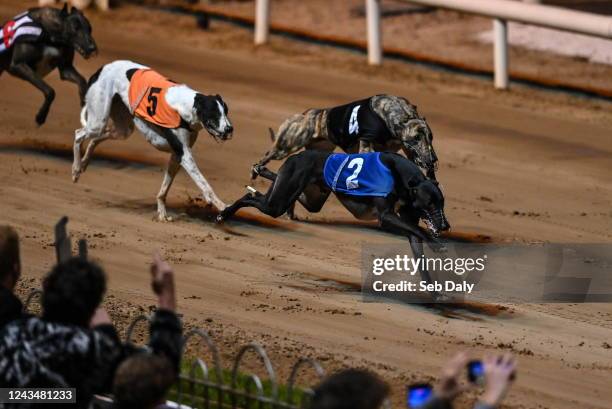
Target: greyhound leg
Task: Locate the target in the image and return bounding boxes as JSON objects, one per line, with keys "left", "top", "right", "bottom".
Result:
{"left": 217, "top": 193, "right": 261, "bottom": 222}
{"left": 218, "top": 190, "right": 294, "bottom": 222}
{"left": 379, "top": 210, "right": 428, "bottom": 241}
{"left": 252, "top": 165, "right": 278, "bottom": 182}
{"left": 58, "top": 63, "right": 87, "bottom": 106}
{"left": 157, "top": 155, "right": 181, "bottom": 222}
{"left": 220, "top": 161, "right": 311, "bottom": 222}
{"left": 73, "top": 95, "right": 113, "bottom": 182}
{"left": 81, "top": 99, "right": 135, "bottom": 172}
{"left": 286, "top": 141, "right": 335, "bottom": 219}
{"left": 295, "top": 185, "right": 331, "bottom": 213}
{"left": 407, "top": 235, "right": 437, "bottom": 294}
{"left": 8, "top": 63, "right": 55, "bottom": 126}
{"left": 72, "top": 126, "right": 94, "bottom": 182}
{"left": 252, "top": 165, "right": 329, "bottom": 216}
{"left": 253, "top": 149, "right": 281, "bottom": 175}
{"left": 378, "top": 211, "right": 442, "bottom": 299}
{"left": 179, "top": 148, "right": 226, "bottom": 212}
{"left": 80, "top": 133, "right": 111, "bottom": 172}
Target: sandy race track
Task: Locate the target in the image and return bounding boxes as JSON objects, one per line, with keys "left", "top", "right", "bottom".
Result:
{"left": 1, "top": 2, "right": 611, "bottom": 408}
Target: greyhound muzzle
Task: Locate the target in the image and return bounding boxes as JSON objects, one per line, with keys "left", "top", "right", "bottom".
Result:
{"left": 423, "top": 209, "right": 450, "bottom": 237}
{"left": 205, "top": 122, "right": 233, "bottom": 142}
{"left": 76, "top": 42, "right": 98, "bottom": 59}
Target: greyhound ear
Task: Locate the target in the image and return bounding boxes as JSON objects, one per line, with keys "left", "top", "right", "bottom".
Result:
{"left": 193, "top": 93, "right": 206, "bottom": 104}
{"left": 268, "top": 128, "right": 276, "bottom": 142}
{"left": 61, "top": 3, "right": 69, "bottom": 16}
{"left": 193, "top": 93, "right": 205, "bottom": 114}
{"left": 71, "top": 6, "right": 79, "bottom": 14}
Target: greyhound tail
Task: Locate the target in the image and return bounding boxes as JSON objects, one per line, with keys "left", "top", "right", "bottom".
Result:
{"left": 80, "top": 105, "right": 87, "bottom": 128}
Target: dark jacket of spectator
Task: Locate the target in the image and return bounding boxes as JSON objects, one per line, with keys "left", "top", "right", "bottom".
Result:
{"left": 0, "top": 225, "right": 22, "bottom": 328}
{"left": 142, "top": 309, "right": 183, "bottom": 372}
{"left": 0, "top": 309, "right": 182, "bottom": 408}
{"left": 0, "top": 317, "right": 122, "bottom": 408}
{"left": 0, "top": 258, "right": 117, "bottom": 408}
{"left": 0, "top": 287, "right": 24, "bottom": 329}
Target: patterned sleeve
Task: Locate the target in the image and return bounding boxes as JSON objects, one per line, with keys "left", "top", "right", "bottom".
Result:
{"left": 81, "top": 324, "right": 124, "bottom": 394}
{"left": 148, "top": 309, "right": 183, "bottom": 373}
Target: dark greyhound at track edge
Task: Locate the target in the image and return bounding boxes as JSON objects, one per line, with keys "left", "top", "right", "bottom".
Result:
{"left": 0, "top": 4, "right": 97, "bottom": 125}
{"left": 254, "top": 95, "right": 438, "bottom": 180}
{"left": 218, "top": 150, "right": 450, "bottom": 290}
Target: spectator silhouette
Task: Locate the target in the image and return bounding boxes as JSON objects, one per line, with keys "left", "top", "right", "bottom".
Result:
{"left": 0, "top": 258, "right": 121, "bottom": 408}
{"left": 0, "top": 225, "right": 24, "bottom": 328}
{"left": 311, "top": 368, "right": 390, "bottom": 409}
{"left": 113, "top": 353, "right": 176, "bottom": 409}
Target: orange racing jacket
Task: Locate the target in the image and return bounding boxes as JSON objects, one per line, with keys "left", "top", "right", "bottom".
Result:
{"left": 128, "top": 69, "right": 182, "bottom": 129}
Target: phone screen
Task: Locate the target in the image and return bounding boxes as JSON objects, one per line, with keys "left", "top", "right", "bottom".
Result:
{"left": 468, "top": 360, "right": 485, "bottom": 383}
{"left": 407, "top": 384, "right": 433, "bottom": 408}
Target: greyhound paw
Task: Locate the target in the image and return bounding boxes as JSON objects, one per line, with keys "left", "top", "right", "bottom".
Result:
{"left": 430, "top": 291, "right": 450, "bottom": 302}
{"left": 158, "top": 214, "right": 174, "bottom": 222}
{"left": 429, "top": 240, "right": 448, "bottom": 254}
{"left": 35, "top": 112, "right": 48, "bottom": 127}
{"left": 71, "top": 168, "right": 81, "bottom": 183}
{"left": 250, "top": 164, "right": 261, "bottom": 180}
{"left": 213, "top": 202, "right": 227, "bottom": 213}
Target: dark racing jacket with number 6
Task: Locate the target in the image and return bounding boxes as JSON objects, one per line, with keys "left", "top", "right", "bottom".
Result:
{"left": 326, "top": 96, "right": 393, "bottom": 151}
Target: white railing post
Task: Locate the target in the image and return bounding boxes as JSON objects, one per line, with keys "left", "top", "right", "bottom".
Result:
{"left": 255, "top": 0, "right": 270, "bottom": 45}
{"left": 493, "top": 18, "right": 509, "bottom": 89}
{"left": 366, "top": 0, "right": 382, "bottom": 65}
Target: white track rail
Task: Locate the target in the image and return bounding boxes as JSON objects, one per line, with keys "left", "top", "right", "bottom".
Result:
{"left": 38, "top": 0, "right": 109, "bottom": 11}
{"left": 254, "top": 0, "right": 612, "bottom": 90}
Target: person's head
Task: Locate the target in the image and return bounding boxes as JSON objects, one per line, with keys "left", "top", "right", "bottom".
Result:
{"left": 311, "top": 369, "right": 390, "bottom": 409}
{"left": 113, "top": 353, "right": 176, "bottom": 409}
{"left": 0, "top": 225, "right": 21, "bottom": 290}
{"left": 42, "top": 257, "right": 106, "bottom": 327}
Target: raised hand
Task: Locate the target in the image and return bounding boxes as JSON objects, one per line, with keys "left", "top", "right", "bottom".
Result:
{"left": 480, "top": 353, "right": 517, "bottom": 407}
{"left": 150, "top": 251, "right": 176, "bottom": 311}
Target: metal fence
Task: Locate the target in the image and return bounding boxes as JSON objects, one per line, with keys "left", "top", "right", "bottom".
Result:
{"left": 24, "top": 291, "right": 325, "bottom": 409}
{"left": 254, "top": 0, "right": 612, "bottom": 90}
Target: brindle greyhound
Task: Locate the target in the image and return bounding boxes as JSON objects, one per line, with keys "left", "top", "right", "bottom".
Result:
{"left": 218, "top": 150, "right": 450, "bottom": 289}
{"left": 254, "top": 95, "right": 438, "bottom": 180}
{"left": 0, "top": 4, "right": 97, "bottom": 125}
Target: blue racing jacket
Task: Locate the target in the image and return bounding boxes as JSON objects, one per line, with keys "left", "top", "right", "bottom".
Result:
{"left": 323, "top": 152, "right": 395, "bottom": 197}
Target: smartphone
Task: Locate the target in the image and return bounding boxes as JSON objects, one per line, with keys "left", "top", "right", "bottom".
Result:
{"left": 467, "top": 360, "right": 485, "bottom": 384}
{"left": 406, "top": 383, "right": 433, "bottom": 408}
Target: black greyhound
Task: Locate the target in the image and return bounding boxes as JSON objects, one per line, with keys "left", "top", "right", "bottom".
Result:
{"left": 0, "top": 4, "right": 97, "bottom": 125}
{"left": 217, "top": 150, "right": 450, "bottom": 288}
